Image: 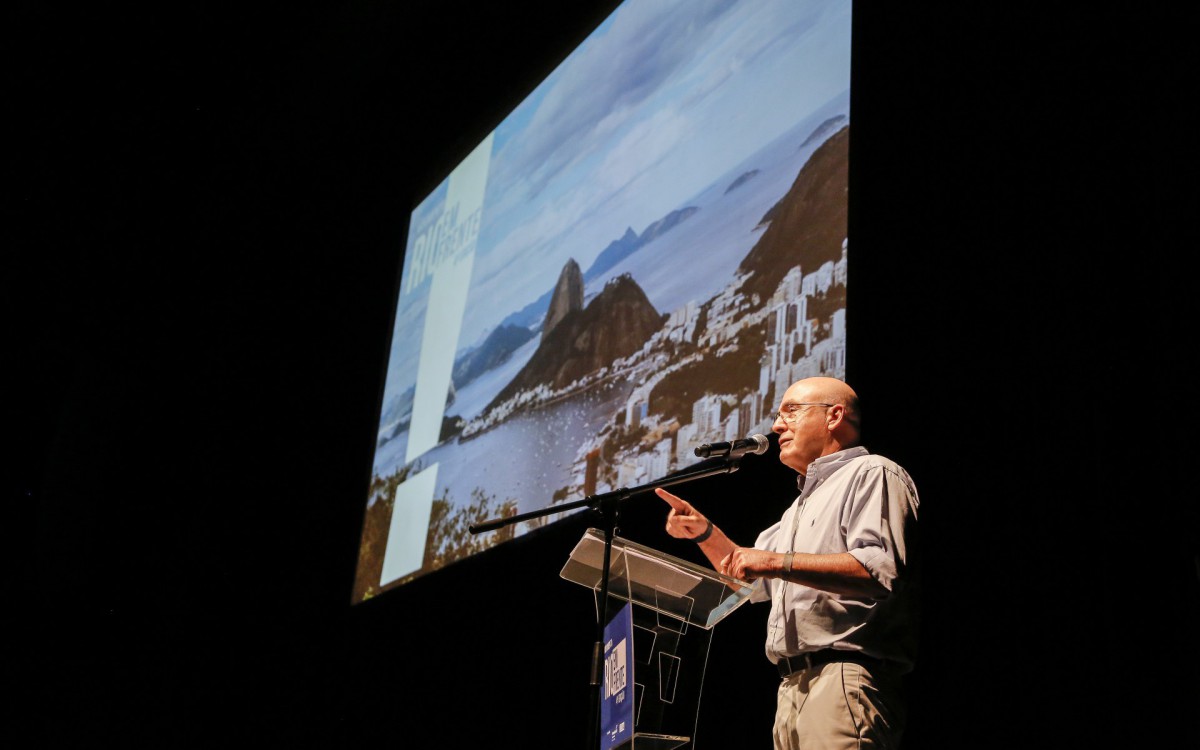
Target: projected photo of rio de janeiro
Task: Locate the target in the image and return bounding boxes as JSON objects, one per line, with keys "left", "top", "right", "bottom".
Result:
{"left": 354, "top": 1, "right": 852, "bottom": 600}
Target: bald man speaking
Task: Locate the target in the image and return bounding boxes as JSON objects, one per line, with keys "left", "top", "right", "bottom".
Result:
{"left": 658, "top": 377, "right": 920, "bottom": 750}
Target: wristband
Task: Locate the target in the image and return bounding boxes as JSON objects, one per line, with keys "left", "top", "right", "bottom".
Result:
{"left": 691, "top": 520, "right": 714, "bottom": 544}
{"left": 783, "top": 552, "right": 795, "bottom": 573}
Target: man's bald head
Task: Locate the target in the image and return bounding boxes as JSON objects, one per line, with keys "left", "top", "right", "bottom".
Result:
{"left": 772, "top": 377, "right": 861, "bottom": 473}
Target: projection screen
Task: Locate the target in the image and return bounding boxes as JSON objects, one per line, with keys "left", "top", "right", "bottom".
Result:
{"left": 353, "top": 0, "right": 852, "bottom": 602}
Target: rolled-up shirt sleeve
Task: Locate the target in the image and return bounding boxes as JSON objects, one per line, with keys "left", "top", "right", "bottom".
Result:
{"left": 844, "top": 463, "right": 917, "bottom": 593}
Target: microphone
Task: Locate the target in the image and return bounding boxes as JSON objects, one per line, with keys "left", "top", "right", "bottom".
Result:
{"left": 694, "top": 433, "right": 769, "bottom": 459}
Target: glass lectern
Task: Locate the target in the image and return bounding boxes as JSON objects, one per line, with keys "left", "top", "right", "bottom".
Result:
{"left": 561, "top": 528, "right": 755, "bottom": 749}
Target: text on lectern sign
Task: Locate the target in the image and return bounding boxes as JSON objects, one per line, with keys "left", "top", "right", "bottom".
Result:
{"left": 601, "top": 602, "right": 634, "bottom": 750}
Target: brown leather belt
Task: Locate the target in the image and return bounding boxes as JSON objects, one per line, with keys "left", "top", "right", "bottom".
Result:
{"left": 776, "top": 650, "right": 887, "bottom": 678}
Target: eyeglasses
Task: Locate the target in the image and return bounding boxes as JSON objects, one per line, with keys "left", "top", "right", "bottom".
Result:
{"left": 775, "top": 402, "right": 834, "bottom": 424}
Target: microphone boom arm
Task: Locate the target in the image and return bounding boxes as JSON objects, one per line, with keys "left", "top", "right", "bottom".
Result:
{"left": 468, "top": 454, "right": 746, "bottom": 534}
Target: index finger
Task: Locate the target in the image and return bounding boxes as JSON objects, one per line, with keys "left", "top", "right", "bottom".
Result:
{"left": 655, "top": 487, "right": 687, "bottom": 511}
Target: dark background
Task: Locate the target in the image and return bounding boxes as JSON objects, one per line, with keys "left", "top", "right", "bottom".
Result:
{"left": 13, "top": 3, "right": 1196, "bottom": 748}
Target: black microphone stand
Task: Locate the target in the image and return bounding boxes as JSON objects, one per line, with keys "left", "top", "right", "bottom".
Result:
{"left": 469, "top": 453, "right": 748, "bottom": 750}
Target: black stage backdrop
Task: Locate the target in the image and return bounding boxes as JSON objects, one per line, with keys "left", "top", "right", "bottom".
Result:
{"left": 13, "top": 3, "right": 1196, "bottom": 748}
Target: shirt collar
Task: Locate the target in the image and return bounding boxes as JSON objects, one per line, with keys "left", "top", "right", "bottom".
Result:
{"left": 798, "top": 446, "right": 869, "bottom": 491}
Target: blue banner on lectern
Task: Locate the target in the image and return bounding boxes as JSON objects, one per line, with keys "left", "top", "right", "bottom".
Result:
{"left": 601, "top": 602, "right": 634, "bottom": 750}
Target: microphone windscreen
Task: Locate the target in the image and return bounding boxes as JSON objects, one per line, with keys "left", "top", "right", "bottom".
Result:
{"left": 748, "top": 434, "right": 769, "bottom": 455}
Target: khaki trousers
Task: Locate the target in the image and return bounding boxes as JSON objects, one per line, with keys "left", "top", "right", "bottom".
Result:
{"left": 773, "top": 661, "right": 906, "bottom": 750}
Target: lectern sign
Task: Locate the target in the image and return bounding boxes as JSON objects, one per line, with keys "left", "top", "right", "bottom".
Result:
{"left": 601, "top": 602, "right": 634, "bottom": 750}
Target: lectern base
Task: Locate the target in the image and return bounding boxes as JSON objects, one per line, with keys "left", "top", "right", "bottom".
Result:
{"left": 632, "top": 731, "right": 690, "bottom": 749}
